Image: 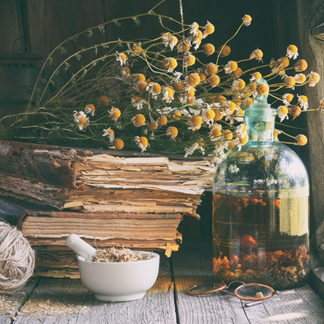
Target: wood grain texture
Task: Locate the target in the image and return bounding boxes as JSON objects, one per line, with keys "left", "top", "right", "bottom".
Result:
{"left": 0, "top": 278, "right": 39, "bottom": 324}
{"left": 172, "top": 241, "right": 324, "bottom": 324}
{"left": 26, "top": 0, "right": 107, "bottom": 70}
{"left": 172, "top": 243, "right": 249, "bottom": 324}
{"left": 13, "top": 253, "right": 176, "bottom": 324}
{"left": 0, "top": 0, "right": 24, "bottom": 54}
{"left": 271, "top": 0, "right": 324, "bottom": 262}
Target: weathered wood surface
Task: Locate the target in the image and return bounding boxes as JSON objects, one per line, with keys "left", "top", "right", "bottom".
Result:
{"left": 1, "top": 242, "right": 324, "bottom": 323}
{"left": 172, "top": 243, "right": 250, "bottom": 324}
{"left": 172, "top": 242, "right": 324, "bottom": 324}
{"left": 11, "top": 253, "right": 176, "bottom": 324}
{"left": 0, "top": 278, "right": 39, "bottom": 324}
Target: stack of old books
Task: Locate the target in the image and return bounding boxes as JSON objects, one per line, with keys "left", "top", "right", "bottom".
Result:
{"left": 0, "top": 141, "right": 215, "bottom": 278}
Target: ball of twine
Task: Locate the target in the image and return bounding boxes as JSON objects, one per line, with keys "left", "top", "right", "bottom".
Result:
{"left": 0, "top": 220, "right": 35, "bottom": 293}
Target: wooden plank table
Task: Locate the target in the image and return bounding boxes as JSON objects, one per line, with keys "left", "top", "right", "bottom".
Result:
{"left": 2, "top": 241, "right": 324, "bottom": 324}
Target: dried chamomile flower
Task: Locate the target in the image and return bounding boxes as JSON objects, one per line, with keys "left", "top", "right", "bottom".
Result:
{"left": 203, "top": 21, "right": 215, "bottom": 38}
{"left": 289, "top": 105, "right": 301, "bottom": 120}
{"left": 109, "top": 107, "right": 121, "bottom": 121}
{"left": 203, "top": 43, "right": 215, "bottom": 56}
{"left": 122, "top": 66, "right": 131, "bottom": 76}
{"left": 233, "top": 132, "right": 249, "bottom": 151}
{"left": 270, "top": 58, "right": 279, "bottom": 73}
{"left": 84, "top": 104, "right": 96, "bottom": 116}
{"left": 158, "top": 116, "right": 168, "bottom": 126}
{"left": 297, "top": 95, "right": 308, "bottom": 110}
{"left": 172, "top": 71, "right": 182, "bottom": 82}
{"left": 170, "top": 111, "right": 180, "bottom": 122}
{"left": 187, "top": 87, "right": 195, "bottom": 98}
{"left": 169, "top": 36, "right": 178, "bottom": 51}
{"left": 202, "top": 108, "right": 215, "bottom": 122}
{"left": 296, "top": 134, "right": 307, "bottom": 146}
{"left": 132, "top": 44, "right": 142, "bottom": 56}
{"left": 183, "top": 53, "right": 196, "bottom": 67}
{"left": 250, "top": 72, "right": 262, "bottom": 81}
{"left": 99, "top": 96, "right": 109, "bottom": 106}
{"left": 285, "top": 76, "right": 296, "bottom": 89}
{"left": 231, "top": 78, "right": 246, "bottom": 91}
{"left": 186, "top": 73, "right": 201, "bottom": 87}
{"left": 206, "top": 63, "right": 218, "bottom": 75}
{"left": 235, "top": 124, "right": 247, "bottom": 139}
{"left": 134, "top": 136, "right": 149, "bottom": 152}
{"left": 224, "top": 61, "right": 238, "bottom": 74}
{"left": 210, "top": 123, "right": 222, "bottom": 138}
{"left": 224, "top": 129, "right": 233, "bottom": 141}
{"left": 114, "top": 138, "right": 124, "bottom": 150}
{"left": 223, "top": 101, "right": 237, "bottom": 115}
{"left": 232, "top": 67, "right": 242, "bottom": 78}
{"left": 173, "top": 81, "right": 185, "bottom": 91}
{"left": 250, "top": 49, "right": 263, "bottom": 62}
{"left": 208, "top": 74, "right": 220, "bottom": 87}
{"left": 235, "top": 108, "right": 244, "bottom": 122}
{"left": 278, "top": 57, "right": 290, "bottom": 68}
{"left": 287, "top": 45, "right": 299, "bottom": 59}
{"left": 167, "top": 126, "right": 178, "bottom": 139}
{"left": 177, "top": 39, "right": 191, "bottom": 53}
{"left": 242, "top": 14, "right": 252, "bottom": 26}
{"left": 132, "top": 114, "right": 146, "bottom": 127}
{"left": 213, "top": 109, "right": 224, "bottom": 121}
{"left": 187, "top": 96, "right": 195, "bottom": 104}
{"left": 274, "top": 129, "right": 281, "bottom": 142}
{"left": 146, "top": 83, "right": 162, "bottom": 99}
{"left": 188, "top": 115, "right": 202, "bottom": 131}
{"left": 242, "top": 97, "right": 254, "bottom": 108}
{"left": 192, "top": 30, "right": 203, "bottom": 50}
{"left": 161, "top": 32, "right": 172, "bottom": 46}
{"left": 137, "top": 80, "right": 148, "bottom": 93}
{"left": 148, "top": 121, "right": 158, "bottom": 131}
{"left": 102, "top": 127, "right": 115, "bottom": 143}
{"left": 256, "top": 83, "right": 269, "bottom": 96}
{"left": 73, "top": 111, "right": 89, "bottom": 130}
{"left": 294, "top": 59, "right": 308, "bottom": 72}
{"left": 218, "top": 45, "right": 231, "bottom": 57}
{"left": 283, "top": 93, "right": 294, "bottom": 106}
{"left": 277, "top": 105, "right": 289, "bottom": 122}
{"left": 162, "top": 87, "right": 174, "bottom": 103}
{"left": 135, "top": 73, "right": 146, "bottom": 81}
{"left": 131, "top": 95, "right": 145, "bottom": 110}
{"left": 198, "top": 72, "right": 206, "bottom": 82}
{"left": 307, "top": 71, "right": 320, "bottom": 87}
{"left": 184, "top": 142, "right": 204, "bottom": 158}
{"left": 164, "top": 57, "right": 178, "bottom": 72}
{"left": 189, "top": 22, "right": 199, "bottom": 37}
{"left": 294, "top": 73, "right": 306, "bottom": 84}
{"left": 116, "top": 51, "right": 127, "bottom": 65}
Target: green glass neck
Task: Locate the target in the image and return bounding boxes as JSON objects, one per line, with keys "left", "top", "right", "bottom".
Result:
{"left": 244, "top": 103, "right": 277, "bottom": 146}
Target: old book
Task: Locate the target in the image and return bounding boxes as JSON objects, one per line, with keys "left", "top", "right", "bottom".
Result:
{"left": 0, "top": 141, "right": 215, "bottom": 214}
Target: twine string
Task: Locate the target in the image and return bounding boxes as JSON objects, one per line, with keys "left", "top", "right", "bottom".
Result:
{"left": 0, "top": 221, "right": 35, "bottom": 293}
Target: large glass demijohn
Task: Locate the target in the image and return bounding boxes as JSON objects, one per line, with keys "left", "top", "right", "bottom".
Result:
{"left": 212, "top": 80, "right": 309, "bottom": 289}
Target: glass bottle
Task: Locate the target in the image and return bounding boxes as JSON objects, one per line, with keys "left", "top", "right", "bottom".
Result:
{"left": 212, "top": 84, "right": 309, "bottom": 289}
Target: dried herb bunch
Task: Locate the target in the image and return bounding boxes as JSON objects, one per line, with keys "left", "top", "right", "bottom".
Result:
{"left": 0, "top": 1, "right": 321, "bottom": 160}
{"left": 93, "top": 246, "right": 144, "bottom": 263}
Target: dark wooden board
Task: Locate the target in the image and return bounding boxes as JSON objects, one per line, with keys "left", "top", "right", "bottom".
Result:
{"left": 13, "top": 253, "right": 176, "bottom": 324}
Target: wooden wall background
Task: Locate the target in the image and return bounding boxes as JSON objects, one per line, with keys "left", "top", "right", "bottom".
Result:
{"left": 0, "top": 0, "right": 324, "bottom": 259}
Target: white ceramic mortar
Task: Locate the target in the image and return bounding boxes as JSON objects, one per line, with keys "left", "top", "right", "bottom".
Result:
{"left": 78, "top": 252, "right": 160, "bottom": 301}
{"left": 66, "top": 234, "right": 160, "bottom": 302}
